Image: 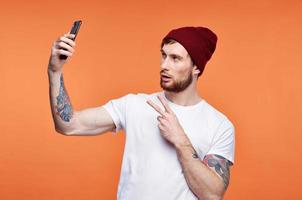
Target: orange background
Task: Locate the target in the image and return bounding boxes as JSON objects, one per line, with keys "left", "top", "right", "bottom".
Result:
{"left": 1, "top": 0, "right": 301, "bottom": 199}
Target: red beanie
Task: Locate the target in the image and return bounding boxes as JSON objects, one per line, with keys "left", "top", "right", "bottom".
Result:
{"left": 162, "top": 26, "right": 218, "bottom": 76}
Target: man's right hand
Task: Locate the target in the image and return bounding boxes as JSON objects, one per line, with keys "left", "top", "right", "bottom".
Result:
{"left": 48, "top": 33, "right": 76, "bottom": 72}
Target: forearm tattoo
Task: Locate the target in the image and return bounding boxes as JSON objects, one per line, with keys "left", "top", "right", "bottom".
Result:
{"left": 56, "top": 74, "right": 73, "bottom": 122}
{"left": 203, "top": 154, "right": 232, "bottom": 189}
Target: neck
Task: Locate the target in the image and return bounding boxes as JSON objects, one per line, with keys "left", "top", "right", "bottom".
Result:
{"left": 164, "top": 81, "right": 202, "bottom": 106}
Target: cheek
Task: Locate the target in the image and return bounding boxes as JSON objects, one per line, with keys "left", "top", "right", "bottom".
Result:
{"left": 174, "top": 64, "right": 191, "bottom": 78}
{"left": 160, "top": 57, "right": 164, "bottom": 65}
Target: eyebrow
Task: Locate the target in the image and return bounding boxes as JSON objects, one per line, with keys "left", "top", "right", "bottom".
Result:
{"left": 160, "top": 49, "right": 183, "bottom": 59}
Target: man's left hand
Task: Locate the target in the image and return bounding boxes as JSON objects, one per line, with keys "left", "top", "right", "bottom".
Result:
{"left": 147, "top": 95, "right": 190, "bottom": 147}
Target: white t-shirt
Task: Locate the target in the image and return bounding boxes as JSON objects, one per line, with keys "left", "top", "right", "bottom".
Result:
{"left": 102, "top": 91, "right": 235, "bottom": 200}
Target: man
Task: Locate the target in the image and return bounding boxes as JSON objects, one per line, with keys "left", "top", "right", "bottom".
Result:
{"left": 48, "top": 26, "right": 235, "bottom": 200}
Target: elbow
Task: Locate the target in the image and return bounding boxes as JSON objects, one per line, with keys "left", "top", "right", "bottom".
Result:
{"left": 55, "top": 127, "right": 68, "bottom": 135}
{"left": 53, "top": 118, "right": 77, "bottom": 136}
{"left": 54, "top": 125, "right": 73, "bottom": 136}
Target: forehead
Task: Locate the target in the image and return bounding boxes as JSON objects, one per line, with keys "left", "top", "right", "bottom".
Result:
{"left": 161, "top": 41, "right": 189, "bottom": 57}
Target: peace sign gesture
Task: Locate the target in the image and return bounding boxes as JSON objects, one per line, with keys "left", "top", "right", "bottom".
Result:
{"left": 146, "top": 95, "right": 190, "bottom": 147}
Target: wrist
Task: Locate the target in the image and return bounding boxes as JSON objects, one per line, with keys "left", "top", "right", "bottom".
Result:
{"left": 47, "top": 67, "right": 62, "bottom": 86}
{"left": 48, "top": 60, "right": 63, "bottom": 72}
{"left": 48, "top": 66, "right": 62, "bottom": 74}
{"left": 174, "top": 135, "right": 199, "bottom": 160}
{"left": 174, "top": 133, "right": 191, "bottom": 149}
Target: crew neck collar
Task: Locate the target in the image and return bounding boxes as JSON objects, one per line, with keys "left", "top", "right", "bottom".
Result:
{"left": 159, "top": 91, "right": 205, "bottom": 109}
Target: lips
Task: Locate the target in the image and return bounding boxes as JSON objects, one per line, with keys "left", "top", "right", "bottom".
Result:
{"left": 161, "top": 74, "right": 172, "bottom": 82}
{"left": 161, "top": 74, "right": 171, "bottom": 78}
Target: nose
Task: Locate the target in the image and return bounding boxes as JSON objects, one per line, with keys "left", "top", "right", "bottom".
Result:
{"left": 160, "top": 56, "right": 170, "bottom": 71}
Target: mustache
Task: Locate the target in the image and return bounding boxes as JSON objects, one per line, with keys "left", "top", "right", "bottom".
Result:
{"left": 160, "top": 71, "right": 172, "bottom": 78}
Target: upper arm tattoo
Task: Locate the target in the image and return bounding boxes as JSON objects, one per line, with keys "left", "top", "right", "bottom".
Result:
{"left": 203, "top": 154, "right": 232, "bottom": 189}
{"left": 56, "top": 74, "right": 73, "bottom": 122}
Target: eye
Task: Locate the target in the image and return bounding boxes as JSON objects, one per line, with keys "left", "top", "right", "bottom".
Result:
{"left": 172, "top": 56, "right": 179, "bottom": 61}
{"left": 161, "top": 53, "right": 167, "bottom": 59}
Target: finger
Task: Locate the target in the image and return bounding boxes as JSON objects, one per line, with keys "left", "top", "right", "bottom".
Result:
{"left": 63, "top": 32, "right": 76, "bottom": 39}
{"left": 157, "top": 116, "right": 168, "bottom": 126}
{"left": 56, "top": 41, "right": 75, "bottom": 53}
{"left": 59, "top": 42, "right": 74, "bottom": 52}
{"left": 157, "top": 115, "right": 164, "bottom": 121}
{"left": 56, "top": 49, "right": 73, "bottom": 57}
{"left": 158, "top": 123, "right": 164, "bottom": 130}
{"left": 146, "top": 100, "right": 165, "bottom": 116}
{"left": 66, "top": 32, "right": 76, "bottom": 39}
{"left": 157, "top": 95, "right": 173, "bottom": 114}
{"left": 58, "top": 35, "right": 76, "bottom": 47}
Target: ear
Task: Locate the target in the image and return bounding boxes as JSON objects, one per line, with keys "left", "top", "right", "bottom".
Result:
{"left": 192, "top": 65, "right": 200, "bottom": 76}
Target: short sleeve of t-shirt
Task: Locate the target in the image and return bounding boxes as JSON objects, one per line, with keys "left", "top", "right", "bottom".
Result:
{"left": 206, "top": 118, "right": 235, "bottom": 165}
{"left": 102, "top": 94, "right": 132, "bottom": 134}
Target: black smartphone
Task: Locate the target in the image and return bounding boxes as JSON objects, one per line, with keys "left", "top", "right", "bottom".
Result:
{"left": 60, "top": 20, "right": 82, "bottom": 60}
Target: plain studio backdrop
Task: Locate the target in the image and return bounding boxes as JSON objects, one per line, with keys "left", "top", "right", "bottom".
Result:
{"left": 0, "top": 0, "right": 301, "bottom": 199}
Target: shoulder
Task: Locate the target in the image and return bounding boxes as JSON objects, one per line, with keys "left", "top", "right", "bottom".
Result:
{"left": 202, "top": 100, "right": 235, "bottom": 131}
{"left": 125, "top": 91, "right": 162, "bottom": 101}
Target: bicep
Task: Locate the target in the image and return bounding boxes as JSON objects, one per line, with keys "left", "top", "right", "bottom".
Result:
{"left": 66, "top": 106, "right": 116, "bottom": 136}
{"left": 203, "top": 154, "right": 232, "bottom": 190}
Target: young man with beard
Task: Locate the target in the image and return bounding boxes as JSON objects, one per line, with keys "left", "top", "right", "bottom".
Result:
{"left": 48, "top": 26, "right": 235, "bottom": 200}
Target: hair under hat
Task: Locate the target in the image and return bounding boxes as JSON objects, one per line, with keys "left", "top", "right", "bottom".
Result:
{"left": 162, "top": 26, "right": 218, "bottom": 77}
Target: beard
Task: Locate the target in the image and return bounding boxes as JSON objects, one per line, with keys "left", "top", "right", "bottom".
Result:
{"left": 160, "top": 71, "right": 193, "bottom": 93}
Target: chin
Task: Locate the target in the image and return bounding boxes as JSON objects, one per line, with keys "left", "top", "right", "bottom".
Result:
{"left": 160, "top": 80, "right": 171, "bottom": 89}
{"left": 160, "top": 84, "right": 176, "bottom": 92}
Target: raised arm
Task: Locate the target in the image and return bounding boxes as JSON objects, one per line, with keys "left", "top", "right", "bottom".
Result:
{"left": 47, "top": 33, "right": 115, "bottom": 136}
